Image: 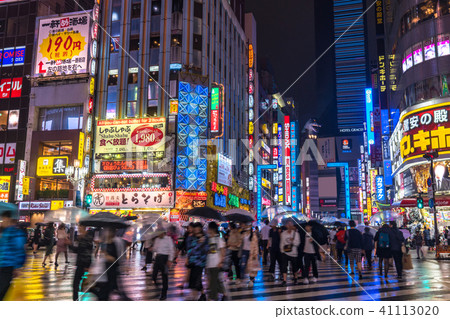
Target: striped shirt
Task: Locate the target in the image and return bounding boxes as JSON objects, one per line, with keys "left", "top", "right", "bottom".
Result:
{"left": 0, "top": 226, "right": 26, "bottom": 269}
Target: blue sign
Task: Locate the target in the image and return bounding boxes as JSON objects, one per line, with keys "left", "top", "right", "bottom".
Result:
{"left": 290, "top": 121, "right": 296, "bottom": 183}
{"left": 2, "top": 47, "right": 14, "bottom": 66}
{"left": 381, "top": 109, "right": 389, "bottom": 135}
{"left": 14, "top": 46, "right": 25, "bottom": 65}
{"left": 357, "top": 159, "right": 362, "bottom": 186}
{"left": 375, "top": 175, "right": 385, "bottom": 201}
{"left": 383, "top": 160, "right": 392, "bottom": 186}
{"left": 214, "top": 193, "right": 226, "bottom": 207}
{"left": 365, "top": 88, "right": 374, "bottom": 153}
{"left": 292, "top": 186, "right": 297, "bottom": 211}
{"left": 382, "top": 136, "right": 390, "bottom": 160}
{"left": 170, "top": 63, "right": 182, "bottom": 70}
{"left": 327, "top": 162, "right": 350, "bottom": 219}
{"left": 429, "top": 198, "right": 434, "bottom": 208}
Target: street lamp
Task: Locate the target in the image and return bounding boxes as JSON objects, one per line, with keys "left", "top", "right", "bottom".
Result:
{"left": 423, "top": 150, "right": 439, "bottom": 253}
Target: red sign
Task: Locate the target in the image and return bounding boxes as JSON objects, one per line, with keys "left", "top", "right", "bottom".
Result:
{"left": 273, "top": 147, "right": 278, "bottom": 157}
{"left": 131, "top": 125, "right": 164, "bottom": 147}
{"left": 170, "top": 211, "right": 180, "bottom": 222}
{"left": 211, "top": 109, "right": 219, "bottom": 132}
{"left": 249, "top": 135, "right": 254, "bottom": 149}
{"left": 100, "top": 160, "right": 148, "bottom": 172}
{"left": 0, "top": 78, "right": 22, "bottom": 99}
{"left": 284, "top": 116, "right": 291, "bottom": 205}
{"left": 262, "top": 197, "right": 271, "bottom": 205}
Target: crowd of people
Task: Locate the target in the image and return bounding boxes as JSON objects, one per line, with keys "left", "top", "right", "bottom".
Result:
{"left": 0, "top": 208, "right": 428, "bottom": 301}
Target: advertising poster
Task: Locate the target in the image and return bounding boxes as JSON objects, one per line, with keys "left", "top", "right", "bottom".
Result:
{"left": 36, "top": 156, "right": 68, "bottom": 176}
{"left": 284, "top": 116, "right": 291, "bottom": 205}
{"left": 34, "top": 13, "right": 91, "bottom": 77}
{"left": 0, "top": 175, "right": 10, "bottom": 202}
{"left": 217, "top": 153, "right": 232, "bottom": 187}
{"left": 95, "top": 118, "right": 166, "bottom": 158}
{"left": 91, "top": 191, "right": 174, "bottom": 209}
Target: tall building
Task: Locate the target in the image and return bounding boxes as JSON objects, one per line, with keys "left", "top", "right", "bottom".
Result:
{"left": 333, "top": 0, "right": 369, "bottom": 134}
{"left": 90, "top": 0, "right": 252, "bottom": 220}
{"left": 387, "top": 0, "right": 450, "bottom": 223}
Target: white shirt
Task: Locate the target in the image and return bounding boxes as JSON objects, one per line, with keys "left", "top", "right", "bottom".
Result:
{"left": 261, "top": 225, "right": 271, "bottom": 240}
{"left": 242, "top": 233, "right": 251, "bottom": 251}
{"left": 303, "top": 232, "right": 315, "bottom": 254}
{"left": 152, "top": 235, "right": 175, "bottom": 261}
{"left": 206, "top": 236, "right": 225, "bottom": 268}
{"left": 280, "top": 230, "right": 300, "bottom": 257}
{"left": 329, "top": 230, "right": 336, "bottom": 244}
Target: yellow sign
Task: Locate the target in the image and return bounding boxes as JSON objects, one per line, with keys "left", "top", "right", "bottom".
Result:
{"left": 273, "top": 123, "right": 278, "bottom": 135}
{"left": 36, "top": 157, "right": 68, "bottom": 177}
{"left": 262, "top": 177, "right": 271, "bottom": 189}
{"left": 0, "top": 176, "right": 10, "bottom": 202}
{"left": 169, "top": 99, "right": 178, "bottom": 114}
{"left": 78, "top": 132, "right": 85, "bottom": 166}
{"left": 262, "top": 124, "right": 269, "bottom": 135}
{"left": 51, "top": 200, "right": 64, "bottom": 211}
{"left": 23, "top": 177, "right": 30, "bottom": 195}
{"left": 89, "top": 77, "right": 95, "bottom": 95}
{"left": 39, "top": 32, "right": 86, "bottom": 61}
{"left": 249, "top": 44, "right": 254, "bottom": 69}
{"left": 249, "top": 121, "right": 254, "bottom": 135}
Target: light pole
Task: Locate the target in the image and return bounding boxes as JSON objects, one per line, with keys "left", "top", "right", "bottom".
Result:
{"left": 423, "top": 150, "right": 439, "bottom": 253}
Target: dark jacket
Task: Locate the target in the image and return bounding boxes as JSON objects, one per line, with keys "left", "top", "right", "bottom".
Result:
{"left": 362, "top": 233, "right": 374, "bottom": 251}
{"left": 389, "top": 228, "right": 405, "bottom": 251}
{"left": 298, "top": 230, "right": 320, "bottom": 258}
{"left": 70, "top": 232, "right": 93, "bottom": 268}
{"left": 345, "top": 229, "right": 363, "bottom": 249}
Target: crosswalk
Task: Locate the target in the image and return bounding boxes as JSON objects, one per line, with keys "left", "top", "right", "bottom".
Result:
{"left": 11, "top": 250, "right": 450, "bottom": 301}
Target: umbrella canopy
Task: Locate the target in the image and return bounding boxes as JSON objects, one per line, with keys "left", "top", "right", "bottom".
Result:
{"left": 123, "top": 215, "right": 138, "bottom": 221}
{"left": 269, "top": 219, "right": 278, "bottom": 227}
{"left": 43, "top": 216, "right": 63, "bottom": 223}
{"left": 261, "top": 205, "right": 293, "bottom": 218}
{"left": 80, "top": 211, "right": 129, "bottom": 229}
{"left": 296, "top": 220, "right": 330, "bottom": 245}
{"left": 0, "top": 202, "right": 18, "bottom": 219}
{"left": 321, "top": 216, "right": 338, "bottom": 225}
{"left": 35, "top": 222, "right": 48, "bottom": 226}
{"left": 399, "top": 228, "right": 411, "bottom": 239}
{"left": 186, "top": 206, "right": 226, "bottom": 221}
{"left": 225, "top": 209, "right": 255, "bottom": 223}
{"left": 356, "top": 224, "right": 377, "bottom": 236}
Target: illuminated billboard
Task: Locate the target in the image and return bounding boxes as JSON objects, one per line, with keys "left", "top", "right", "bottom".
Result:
{"left": 284, "top": 116, "right": 291, "bottom": 205}
{"left": 365, "top": 88, "right": 374, "bottom": 150}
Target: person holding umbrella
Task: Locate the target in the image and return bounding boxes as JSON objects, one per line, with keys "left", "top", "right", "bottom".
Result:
{"left": 300, "top": 222, "right": 320, "bottom": 284}
{"left": 0, "top": 208, "right": 26, "bottom": 300}
{"left": 280, "top": 221, "right": 300, "bottom": 286}
{"left": 152, "top": 229, "right": 175, "bottom": 301}
{"left": 226, "top": 223, "right": 242, "bottom": 285}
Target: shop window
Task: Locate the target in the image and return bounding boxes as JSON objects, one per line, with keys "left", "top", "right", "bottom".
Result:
{"left": 8, "top": 110, "right": 19, "bottom": 130}
{"left": 440, "top": 0, "right": 450, "bottom": 16}
{"left": 417, "top": 0, "right": 437, "bottom": 22}
{"left": 128, "top": 71, "right": 138, "bottom": 84}
{"left": 38, "top": 106, "right": 82, "bottom": 131}
{"left": 424, "top": 77, "right": 441, "bottom": 99}
{"left": 37, "top": 178, "right": 70, "bottom": 199}
{"left": 106, "top": 103, "right": 116, "bottom": 119}
{"left": 108, "top": 73, "right": 118, "bottom": 86}
{"left": 150, "top": 36, "right": 160, "bottom": 48}
{"left": 94, "top": 175, "right": 170, "bottom": 189}
{"left": 148, "top": 72, "right": 159, "bottom": 102}
{"left": 147, "top": 105, "right": 157, "bottom": 117}
{"left": 128, "top": 84, "right": 138, "bottom": 102}
{"left": 0, "top": 110, "right": 7, "bottom": 131}
{"left": 42, "top": 141, "right": 72, "bottom": 156}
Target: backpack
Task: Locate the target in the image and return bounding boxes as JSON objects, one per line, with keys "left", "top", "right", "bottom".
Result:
{"left": 378, "top": 232, "right": 390, "bottom": 249}
{"left": 336, "top": 230, "right": 346, "bottom": 244}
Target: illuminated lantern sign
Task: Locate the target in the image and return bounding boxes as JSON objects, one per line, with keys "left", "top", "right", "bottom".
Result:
{"left": 284, "top": 116, "right": 291, "bottom": 205}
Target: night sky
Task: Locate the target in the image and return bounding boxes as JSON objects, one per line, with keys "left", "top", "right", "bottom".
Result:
{"left": 245, "top": 0, "right": 337, "bottom": 135}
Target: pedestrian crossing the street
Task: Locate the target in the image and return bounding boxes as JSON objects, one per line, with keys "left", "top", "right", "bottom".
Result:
{"left": 14, "top": 250, "right": 450, "bottom": 301}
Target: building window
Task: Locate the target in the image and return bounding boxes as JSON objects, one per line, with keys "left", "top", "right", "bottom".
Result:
{"left": 112, "top": 0, "right": 121, "bottom": 21}
{"left": 7, "top": 16, "right": 27, "bottom": 36}
{"left": 173, "top": 0, "right": 183, "bottom": 13}
{"left": 193, "top": 34, "right": 202, "bottom": 50}
{"left": 152, "top": 0, "right": 161, "bottom": 15}
{"left": 0, "top": 110, "right": 7, "bottom": 131}
{"left": 108, "top": 72, "right": 118, "bottom": 86}
{"left": 129, "top": 37, "right": 140, "bottom": 51}
{"left": 194, "top": 1, "right": 203, "bottom": 18}
{"left": 42, "top": 141, "right": 72, "bottom": 156}
{"left": 148, "top": 71, "right": 159, "bottom": 110}
{"left": 38, "top": 106, "right": 83, "bottom": 131}
{"left": 131, "top": 3, "right": 141, "bottom": 19}
{"left": 37, "top": 178, "right": 70, "bottom": 199}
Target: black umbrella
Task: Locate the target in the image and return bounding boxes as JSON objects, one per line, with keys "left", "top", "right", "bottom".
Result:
{"left": 297, "top": 221, "right": 329, "bottom": 246}
{"left": 35, "top": 222, "right": 48, "bottom": 226}
{"left": 80, "top": 212, "right": 129, "bottom": 229}
{"left": 226, "top": 213, "right": 254, "bottom": 223}
{"left": 123, "top": 215, "right": 138, "bottom": 221}
{"left": 186, "top": 206, "right": 226, "bottom": 221}
{"left": 333, "top": 221, "right": 347, "bottom": 227}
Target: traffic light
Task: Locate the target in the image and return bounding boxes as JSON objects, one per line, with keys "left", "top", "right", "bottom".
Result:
{"left": 417, "top": 196, "right": 424, "bottom": 209}
{"left": 85, "top": 194, "right": 92, "bottom": 207}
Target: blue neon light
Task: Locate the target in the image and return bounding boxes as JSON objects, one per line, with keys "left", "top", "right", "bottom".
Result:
{"left": 384, "top": 160, "right": 392, "bottom": 186}
{"left": 327, "top": 162, "right": 350, "bottom": 219}
{"left": 292, "top": 186, "right": 297, "bottom": 211}
{"left": 365, "top": 88, "right": 374, "bottom": 153}
{"left": 375, "top": 175, "right": 385, "bottom": 201}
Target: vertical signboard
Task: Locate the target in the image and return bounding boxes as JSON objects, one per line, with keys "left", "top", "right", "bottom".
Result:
{"left": 0, "top": 175, "right": 10, "bottom": 202}
{"left": 16, "top": 160, "right": 26, "bottom": 201}
{"left": 290, "top": 121, "right": 296, "bottom": 183}
{"left": 248, "top": 44, "right": 255, "bottom": 194}
{"left": 375, "top": 175, "right": 385, "bottom": 201}
{"left": 284, "top": 116, "right": 291, "bottom": 205}
{"left": 210, "top": 85, "right": 223, "bottom": 138}
{"left": 365, "top": 88, "right": 374, "bottom": 151}
{"left": 277, "top": 124, "right": 283, "bottom": 204}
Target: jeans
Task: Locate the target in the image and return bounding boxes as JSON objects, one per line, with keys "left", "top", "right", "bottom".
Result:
{"left": 72, "top": 265, "right": 86, "bottom": 301}
{"left": 0, "top": 267, "right": 13, "bottom": 300}
{"left": 228, "top": 250, "right": 241, "bottom": 279}
{"left": 303, "top": 253, "right": 318, "bottom": 278}
{"left": 262, "top": 240, "right": 269, "bottom": 265}
{"left": 391, "top": 250, "right": 403, "bottom": 276}
{"left": 364, "top": 250, "right": 373, "bottom": 268}
{"left": 152, "top": 254, "right": 169, "bottom": 297}
{"left": 416, "top": 245, "right": 424, "bottom": 258}
{"left": 269, "top": 250, "right": 282, "bottom": 274}
{"left": 240, "top": 250, "right": 250, "bottom": 275}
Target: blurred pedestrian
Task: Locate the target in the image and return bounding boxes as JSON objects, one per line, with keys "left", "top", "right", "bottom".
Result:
{"left": 55, "top": 223, "right": 69, "bottom": 267}
{"left": 268, "top": 224, "right": 282, "bottom": 281}
{"left": 177, "top": 222, "right": 194, "bottom": 289}
{"left": 240, "top": 225, "right": 252, "bottom": 277}
{"left": 345, "top": 220, "right": 364, "bottom": 278}
{"left": 42, "top": 223, "right": 55, "bottom": 267}
{"left": 389, "top": 221, "right": 405, "bottom": 279}
{"left": 300, "top": 222, "right": 320, "bottom": 284}
{"left": 246, "top": 226, "right": 261, "bottom": 288}
{"left": 0, "top": 210, "right": 26, "bottom": 300}
{"left": 374, "top": 224, "right": 392, "bottom": 277}
{"left": 70, "top": 225, "right": 93, "bottom": 301}
{"left": 227, "top": 223, "right": 242, "bottom": 285}
{"left": 206, "top": 222, "right": 226, "bottom": 300}
{"left": 280, "top": 221, "right": 300, "bottom": 286}
{"left": 362, "top": 227, "right": 374, "bottom": 269}
{"left": 335, "top": 227, "right": 347, "bottom": 263}
{"left": 152, "top": 229, "right": 175, "bottom": 301}
{"left": 187, "top": 222, "right": 208, "bottom": 300}
{"left": 413, "top": 230, "right": 424, "bottom": 259}
{"left": 329, "top": 227, "right": 337, "bottom": 260}
{"left": 32, "top": 225, "right": 42, "bottom": 255}
{"left": 260, "top": 220, "right": 271, "bottom": 265}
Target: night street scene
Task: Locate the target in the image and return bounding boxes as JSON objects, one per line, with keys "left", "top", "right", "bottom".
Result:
{"left": 2, "top": 0, "right": 450, "bottom": 303}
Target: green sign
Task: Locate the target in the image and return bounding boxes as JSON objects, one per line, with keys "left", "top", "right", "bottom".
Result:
{"left": 229, "top": 194, "right": 240, "bottom": 208}
{"left": 211, "top": 87, "right": 219, "bottom": 110}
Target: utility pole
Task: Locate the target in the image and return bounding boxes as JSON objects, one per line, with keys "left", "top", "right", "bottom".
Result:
{"left": 423, "top": 151, "right": 439, "bottom": 255}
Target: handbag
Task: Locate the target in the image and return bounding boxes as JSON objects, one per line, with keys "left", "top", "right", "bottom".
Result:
{"left": 283, "top": 232, "right": 295, "bottom": 253}
{"left": 402, "top": 253, "right": 414, "bottom": 270}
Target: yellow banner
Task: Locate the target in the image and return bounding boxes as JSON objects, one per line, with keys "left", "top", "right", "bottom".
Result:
{"left": 51, "top": 200, "right": 64, "bottom": 210}
{"left": 78, "top": 132, "right": 85, "bottom": 166}
{"left": 22, "top": 177, "right": 29, "bottom": 195}
{"left": 0, "top": 175, "right": 10, "bottom": 202}
{"left": 36, "top": 157, "right": 68, "bottom": 177}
